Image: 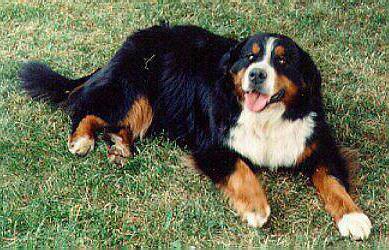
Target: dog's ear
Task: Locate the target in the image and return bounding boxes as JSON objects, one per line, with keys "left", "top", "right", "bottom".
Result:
{"left": 298, "top": 46, "right": 321, "bottom": 97}
{"left": 219, "top": 39, "right": 247, "bottom": 75}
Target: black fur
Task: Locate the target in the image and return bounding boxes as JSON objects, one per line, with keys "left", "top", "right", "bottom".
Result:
{"left": 19, "top": 62, "right": 99, "bottom": 104}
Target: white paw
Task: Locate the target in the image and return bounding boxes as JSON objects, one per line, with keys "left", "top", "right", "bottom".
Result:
{"left": 337, "top": 212, "right": 372, "bottom": 240}
{"left": 68, "top": 136, "right": 95, "bottom": 156}
{"left": 243, "top": 205, "right": 271, "bottom": 228}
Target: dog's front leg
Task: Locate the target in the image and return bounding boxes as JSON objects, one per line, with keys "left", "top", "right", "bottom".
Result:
{"left": 187, "top": 150, "right": 270, "bottom": 228}
{"left": 312, "top": 164, "right": 372, "bottom": 240}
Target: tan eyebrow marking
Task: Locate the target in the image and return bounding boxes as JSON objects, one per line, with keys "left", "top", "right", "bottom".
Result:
{"left": 252, "top": 43, "right": 260, "bottom": 54}
{"left": 275, "top": 45, "right": 285, "bottom": 57}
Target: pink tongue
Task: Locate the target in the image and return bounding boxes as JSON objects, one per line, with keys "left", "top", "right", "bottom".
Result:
{"left": 244, "top": 92, "right": 270, "bottom": 112}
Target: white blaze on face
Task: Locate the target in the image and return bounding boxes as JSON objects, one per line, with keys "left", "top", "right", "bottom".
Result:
{"left": 242, "top": 37, "right": 277, "bottom": 95}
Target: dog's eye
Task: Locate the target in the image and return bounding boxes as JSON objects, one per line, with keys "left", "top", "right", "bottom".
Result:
{"left": 278, "top": 56, "right": 286, "bottom": 65}
{"left": 247, "top": 54, "right": 255, "bottom": 62}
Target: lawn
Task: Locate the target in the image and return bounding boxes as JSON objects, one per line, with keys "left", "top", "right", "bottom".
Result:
{"left": 0, "top": 1, "right": 388, "bottom": 247}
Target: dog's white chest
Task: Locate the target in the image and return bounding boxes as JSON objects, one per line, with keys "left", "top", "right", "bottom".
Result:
{"left": 226, "top": 105, "right": 316, "bottom": 170}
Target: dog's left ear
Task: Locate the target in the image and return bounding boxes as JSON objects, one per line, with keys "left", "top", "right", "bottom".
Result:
{"left": 219, "top": 39, "right": 247, "bottom": 75}
{"left": 298, "top": 46, "right": 322, "bottom": 96}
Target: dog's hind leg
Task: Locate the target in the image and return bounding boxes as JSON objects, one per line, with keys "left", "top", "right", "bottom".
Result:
{"left": 68, "top": 115, "right": 107, "bottom": 156}
{"left": 65, "top": 25, "right": 165, "bottom": 159}
{"left": 106, "top": 128, "right": 133, "bottom": 166}
{"left": 104, "top": 96, "right": 153, "bottom": 165}
{"left": 118, "top": 97, "right": 153, "bottom": 139}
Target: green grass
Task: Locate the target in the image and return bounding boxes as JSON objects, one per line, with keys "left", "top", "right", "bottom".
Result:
{"left": 0, "top": 0, "right": 388, "bottom": 247}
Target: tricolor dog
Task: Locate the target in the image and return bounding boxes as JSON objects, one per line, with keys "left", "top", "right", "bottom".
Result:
{"left": 20, "top": 23, "right": 372, "bottom": 240}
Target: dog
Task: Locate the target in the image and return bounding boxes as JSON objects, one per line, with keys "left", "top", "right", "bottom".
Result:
{"left": 20, "top": 23, "right": 371, "bottom": 240}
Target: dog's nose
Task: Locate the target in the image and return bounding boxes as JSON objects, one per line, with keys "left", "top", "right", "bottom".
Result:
{"left": 248, "top": 68, "right": 267, "bottom": 84}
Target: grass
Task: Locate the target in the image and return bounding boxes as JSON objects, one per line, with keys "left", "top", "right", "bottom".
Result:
{"left": 0, "top": 0, "right": 388, "bottom": 247}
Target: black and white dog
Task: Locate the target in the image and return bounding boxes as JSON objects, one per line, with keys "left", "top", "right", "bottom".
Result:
{"left": 20, "top": 23, "right": 371, "bottom": 240}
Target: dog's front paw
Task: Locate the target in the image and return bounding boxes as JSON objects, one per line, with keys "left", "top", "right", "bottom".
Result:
{"left": 242, "top": 205, "right": 271, "bottom": 228}
{"left": 68, "top": 136, "right": 95, "bottom": 156}
{"left": 337, "top": 212, "right": 372, "bottom": 240}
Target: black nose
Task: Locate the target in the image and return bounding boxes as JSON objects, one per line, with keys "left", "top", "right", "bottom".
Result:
{"left": 248, "top": 68, "right": 267, "bottom": 84}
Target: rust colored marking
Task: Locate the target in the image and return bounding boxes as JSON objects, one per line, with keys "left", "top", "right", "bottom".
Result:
{"left": 119, "top": 97, "right": 153, "bottom": 138}
{"left": 231, "top": 68, "right": 246, "bottom": 101}
{"left": 252, "top": 43, "right": 260, "bottom": 54}
{"left": 275, "top": 74, "right": 298, "bottom": 105}
{"left": 108, "top": 128, "right": 132, "bottom": 146}
{"left": 70, "top": 115, "right": 107, "bottom": 140}
{"left": 274, "top": 45, "right": 285, "bottom": 57}
{"left": 217, "top": 159, "right": 269, "bottom": 217}
{"left": 312, "top": 165, "right": 361, "bottom": 222}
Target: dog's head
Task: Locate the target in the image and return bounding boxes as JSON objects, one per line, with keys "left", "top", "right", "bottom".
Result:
{"left": 220, "top": 34, "right": 321, "bottom": 113}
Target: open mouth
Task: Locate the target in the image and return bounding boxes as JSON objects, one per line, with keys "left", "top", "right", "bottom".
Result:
{"left": 244, "top": 89, "right": 285, "bottom": 112}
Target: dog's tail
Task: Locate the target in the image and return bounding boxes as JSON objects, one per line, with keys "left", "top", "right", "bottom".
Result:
{"left": 19, "top": 61, "right": 99, "bottom": 105}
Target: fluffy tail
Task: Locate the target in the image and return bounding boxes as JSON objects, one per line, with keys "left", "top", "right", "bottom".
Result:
{"left": 19, "top": 61, "right": 99, "bottom": 104}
